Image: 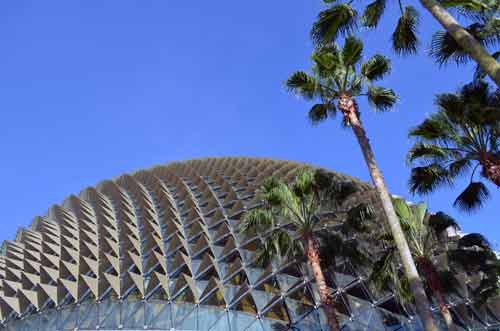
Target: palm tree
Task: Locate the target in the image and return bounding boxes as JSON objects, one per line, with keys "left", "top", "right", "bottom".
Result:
{"left": 240, "top": 169, "right": 374, "bottom": 331}
{"left": 371, "top": 199, "right": 500, "bottom": 330}
{"left": 285, "top": 37, "right": 438, "bottom": 331}
{"left": 310, "top": 0, "right": 500, "bottom": 87}
{"left": 407, "top": 80, "right": 500, "bottom": 212}
{"left": 391, "top": 199, "right": 459, "bottom": 330}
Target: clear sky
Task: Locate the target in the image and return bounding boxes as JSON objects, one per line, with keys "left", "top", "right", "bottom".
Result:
{"left": 0, "top": 1, "right": 498, "bottom": 247}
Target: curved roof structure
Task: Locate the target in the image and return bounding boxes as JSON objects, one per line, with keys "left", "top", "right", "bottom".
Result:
{"left": 0, "top": 157, "right": 497, "bottom": 331}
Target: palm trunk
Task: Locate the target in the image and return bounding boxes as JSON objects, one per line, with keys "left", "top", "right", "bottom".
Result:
{"left": 417, "top": 257, "right": 456, "bottom": 331}
{"left": 305, "top": 235, "right": 340, "bottom": 331}
{"left": 338, "top": 94, "right": 438, "bottom": 331}
{"left": 480, "top": 153, "right": 500, "bottom": 186}
{"left": 418, "top": 0, "right": 500, "bottom": 87}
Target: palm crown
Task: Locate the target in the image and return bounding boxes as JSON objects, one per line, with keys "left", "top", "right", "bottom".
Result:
{"left": 370, "top": 200, "right": 456, "bottom": 304}
{"left": 240, "top": 169, "right": 374, "bottom": 331}
{"left": 407, "top": 81, "right": 500, "bottom": 211}
{"left": 286, "top": 36, "right": 397, "bottom": 124}
{"left": 310, "top": 0, "right": 495, "bottom": 56}
{"left": 240, "top": 169, "right": 373, "bottom": 265}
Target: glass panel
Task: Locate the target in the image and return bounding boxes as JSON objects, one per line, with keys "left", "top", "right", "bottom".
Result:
{"left": 146, "top": 301, "right": 172, "bottom": 329}
{"left": 228, "top": 311, "right": 256, "bottom": 331}
{"left": 79, "top": 303, "right": 98, "bottom": 330}
{"left": 285, "top": 297, "right": 313, "bottom": 323}
{"left": 209, "top": 312, "right": 231, "bottom": 331}
{"left": 293, "top": 309, "right": 323, "bottom": 331}
{"left": 244, "top": 319, "right": 266, "bottom": 331}
{"left": 259, "top": 317, "right": 288, "bottom": 331}
{"left": 172, "top": 302, "right": 197, "bottom": 330}
{"left": 39, "top": 309, "right": 58, "bottom": 331}
{"left": 60, "top": 305, "right": 78, "bottom": 331}
{"left": 199, "top": 305, "right": 226, "bottom": 331}
{"left": 98, "top": 300, "right": 120, "bottom": 329}
{"left": 122, "top": 300, "right": 144, "bottom": 329}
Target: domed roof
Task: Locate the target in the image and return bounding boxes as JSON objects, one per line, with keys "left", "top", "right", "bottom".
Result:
{"left": 0, "top": 158, "right": 400, "bottom": 331}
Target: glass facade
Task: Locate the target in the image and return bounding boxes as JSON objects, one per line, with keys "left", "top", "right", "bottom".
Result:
{"left": 0, "top": 158, "right": 497, "bottom": 331}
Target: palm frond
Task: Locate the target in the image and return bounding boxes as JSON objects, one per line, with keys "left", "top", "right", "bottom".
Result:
{"left": 430, "top": 23, "right": 491, "bottom": 66}
{"left": 367, "top": 86, "right": 397, "bottom": 111}
{"left": 312, "top": 46, "right": 342, "bottom": 76}
{"left": 258, "top": 177, "right": 297, "bottom": 215}
{"left": 453, "top": 181, "right": 490, "bottom": 212}
{"left": 435, "top": 92, "right": 464, "bottom": 116}
{"left": 392, "top": 198, "right": 415, "bottom": 231}
{"left": 311, "top": 4, "right": 358, "bottom": 46}
{"left": 361, "top": 0, "right": 386, "bottom": 28}
{"left": 342, "top": 35, "right": 363, "bottom": 66}
{"left": 255, "top": 229, "right": 303, "bottom": 266}
{"left": 343, "top": 203, "right": 375, "bottom": 233}
{"left": 430, "top": 30, "right": 471, "bottom": 65}
{"left": 308, "top": 103, "right": 336, "bottom": 125}
{"left": 441, "top": 0, "right": 491, "bottom": 11}
{"left": 369, "top": 248, "right": 397, "bottom": 292}
{"left": 408, "top": 164, "right": 453, "bottom": 194}
{"left": 286, "top": 71, "right": 319, "bottom": 100}
{"left": 240, "top": 208, "right": 274, "bottom": 236}
{"left": 448, "top": 158, "right": 472, "bottom": 177}
{"left": 408, "top": 115, "right": 452, "bottom": 140}
{"left": 392, "top": 6, "right": 419, "bottom": 55}
{"left": 361, "top": 54, "right": 391, "bottom": 81}
{"left": 428, "top": 211, "right": 460, "bottom": 235}
{"left": 458, "top": 233, "right": 491, "bottom": 249}
{"left": 292, "top": 169, "right": 315, "bottom": 199}
{"left": 406, "top": 143, "right": 454, "bottom": 163}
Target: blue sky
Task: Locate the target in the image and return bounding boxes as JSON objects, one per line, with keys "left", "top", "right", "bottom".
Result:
{"left": 0, "top": 1, "right": 498, "bottom": 247}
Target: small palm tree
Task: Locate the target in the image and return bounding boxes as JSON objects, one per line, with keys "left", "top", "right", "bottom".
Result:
{"left": 407, "top": 80, "right": 500, "bottom": 212}
{"left": 240, "top": 169, "right": 373, "bottom": 331}
{"left": 372, "top": 199, "right": 500, "bottom": 331}
{"left": 396, "top": 199, "right": 458, "bottom": 330}
{"left": 286, "top": 37, "right": 438, "bottom": 331}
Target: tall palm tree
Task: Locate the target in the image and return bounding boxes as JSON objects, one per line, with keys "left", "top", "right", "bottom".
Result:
{"left": 310, "top": 0, "right": 500, "bottom": 87}
{"left": 240, "top": 169, "right": 373, "bottom": 331}
{"left": 285, "top": 37, "right": 438, "bottom": 331}
{"left": 407, "top": 81, "right": 500, "bottom": 212}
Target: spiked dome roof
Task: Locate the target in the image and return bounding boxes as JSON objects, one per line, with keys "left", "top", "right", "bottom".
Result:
{"left": 0, "top": 157, "right": 411, "bottom": 330}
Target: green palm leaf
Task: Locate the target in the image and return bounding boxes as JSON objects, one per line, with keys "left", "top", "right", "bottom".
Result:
{"left": 361, "top": 54, "right": 391, "bottom": 81}
{"left": 308, "top": 103, "right": 336, "bottom": 125}
{"left": 286, "top": 71, "right": 319, "bottom": 100}
{"left": 409, "top": 164, "right": 452, "bottom": 194}
{"left": 428, "top": 211, "right": 460, "bottom": 235}
{"left": 311, "top": 4, "right": 358, "bottom": 45}
{"left": 406, "top": 142, "right": 454, "bottom": 163}
{"left": 361, "top": 0, "right": 386, "bottom": 28}
{"left": 367, "top": 86, "right": 397, "bottom": 111}
{"left": 392, "top": 6, "right": 419, "bottom": 55}
{"left": 453, "top": 181, "right": 490, "bottom": 212}
{"left": 342, "top": 36, "right": 364, "bottom": 66}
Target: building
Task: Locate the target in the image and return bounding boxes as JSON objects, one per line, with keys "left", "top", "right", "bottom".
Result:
{"left": 0, "top": 157, "right": 497, "bottom": 331}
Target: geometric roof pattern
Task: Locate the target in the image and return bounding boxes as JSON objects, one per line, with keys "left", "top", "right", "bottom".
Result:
{"left": 0, "top": 157, "right": 498, "bottom": 331}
